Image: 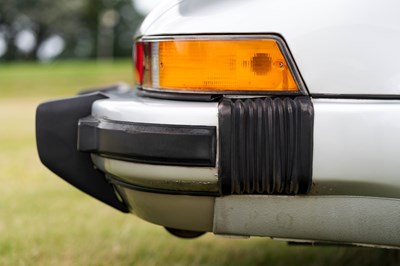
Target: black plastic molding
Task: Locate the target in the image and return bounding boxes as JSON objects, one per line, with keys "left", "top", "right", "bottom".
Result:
{"left": 78, "top": 116, "right": 217, "bottom": 167}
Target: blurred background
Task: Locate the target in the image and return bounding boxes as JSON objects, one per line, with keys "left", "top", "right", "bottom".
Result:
{"left": 1, "top": 1, "right": 400, "bottom": 265}
{"left": 0, "top": 0, "right": 161, "bottom": 61}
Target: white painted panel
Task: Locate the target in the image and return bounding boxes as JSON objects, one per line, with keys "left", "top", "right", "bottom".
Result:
{"left": 138, "top": 0, "right": 400, "bottom": 95}
{"left": 313, "top": 98, "right": 400, "bottom": 192}
{"left": 92, "top": 94, "right": 218, "bottom": 126}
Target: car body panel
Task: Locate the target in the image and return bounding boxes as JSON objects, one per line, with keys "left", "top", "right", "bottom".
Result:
{"left": 214, "top": 195, "right": 400, "bottom": 248}
{"left": 92, "top": 154, "right": 218, "bottom": 192}
{"left": 119, "top": 189, "right": 215, "bottom": 232}
{"left": 36, "top": 0, "right": 400, "bottom": 248}
{"left": 138, "top": 0, "right": 400, "bottom": 96}
{"left": 91, "top": 95, "right": 400, "bottom": 200}
{"left": 92, "top": 95, "right": 218, "bottom": 126}
{"left": 312, "top": 98, "right": 400, "bottom": 199}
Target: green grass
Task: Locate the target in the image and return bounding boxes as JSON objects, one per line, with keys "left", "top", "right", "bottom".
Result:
{"left": 0, "top": 60, "right": 133, "bottom": 98}
{"left": 1, "top": 61, "right": 399, "bottom": 265}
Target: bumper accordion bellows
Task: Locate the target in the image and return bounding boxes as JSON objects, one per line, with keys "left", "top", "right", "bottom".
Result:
{"left": 218, "top": 97, "right": 314, "bottom": 195}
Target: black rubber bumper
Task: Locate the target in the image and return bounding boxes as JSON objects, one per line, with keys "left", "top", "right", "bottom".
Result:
{"left": 36, "top": 92, "right": 128, "bottom": 212}
{"left": 218, "top": 97, "right": 314, "bottom": 195}
{"left": 36, "top": 90, "right": 218, "bottom": 207}
{"left": 37, "top": 90, "right": 314, "bottom": 206}
{"left": 77, "top": 117, "right": 216, "bottom": 167}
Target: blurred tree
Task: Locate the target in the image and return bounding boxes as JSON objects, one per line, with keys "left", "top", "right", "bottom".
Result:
{"left": 0, "top": 0, "right": 143, "bottom": 60}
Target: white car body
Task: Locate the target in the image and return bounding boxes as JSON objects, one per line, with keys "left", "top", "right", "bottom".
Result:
{"left": 37, "top": 0, "right": 400, "bottom": 248}
{"left": 140, "top": 0, "right": 400, "bottom": 95}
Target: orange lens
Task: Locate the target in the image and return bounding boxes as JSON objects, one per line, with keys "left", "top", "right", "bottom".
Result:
{"left": 156, "top": 39, "right": 298, "bottom": 92}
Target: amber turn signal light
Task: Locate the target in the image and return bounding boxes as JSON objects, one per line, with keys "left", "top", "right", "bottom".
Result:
{"left": 134, "top": 35, "right": 305, "bottom": 94}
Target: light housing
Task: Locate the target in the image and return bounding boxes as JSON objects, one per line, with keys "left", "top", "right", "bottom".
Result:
{"left": 134, "top": 35, "right": 306, "bottom": 95}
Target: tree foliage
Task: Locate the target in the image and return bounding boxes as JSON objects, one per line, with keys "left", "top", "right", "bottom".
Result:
{"left": 0, "top": 0, "right": 143, "bottom": 60}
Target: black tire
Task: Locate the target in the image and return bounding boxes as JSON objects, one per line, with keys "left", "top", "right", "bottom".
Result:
{"left": 165, "top": 227, "right": 205, "bottom": 239}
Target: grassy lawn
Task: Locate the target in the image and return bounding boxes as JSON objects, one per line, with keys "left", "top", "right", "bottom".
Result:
{"left": 0, "top": 61, "right": 399, "bottom": 265}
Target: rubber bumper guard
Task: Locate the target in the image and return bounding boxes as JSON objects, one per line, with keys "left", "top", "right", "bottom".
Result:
{"left": 36, "top": 92, "right": 128, "bottom": 212}
{"left": 218, "top": 96, "right": 314, "bottom": 195}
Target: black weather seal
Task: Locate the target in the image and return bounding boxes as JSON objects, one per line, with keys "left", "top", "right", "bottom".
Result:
{"left": 312, "top": 93, "right": 400, "bottom": 100}
{"left": 36, "top": 92, "right": 128, "bottom": 212}
{"left": 78, "top": 116, "right": 217, "bottom": 167}
{"left": 137, "top": 87, "right": 304, "bottom": 101}
{"left": 136, "top": 88, "right": 222, "bottom": 102}
{"left": 218, "top": 96, "right": 314, "bottom": 195}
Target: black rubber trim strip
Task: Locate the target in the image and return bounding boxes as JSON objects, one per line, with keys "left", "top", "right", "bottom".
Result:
{"left": 106, "top": 175, "right": 219, "bottom": 197}
{"left": 137, "top": 87, "right": 303, "bottom": 101}
{"left": 137, "top": 88, "right": 221, "bottom": 102}
{"left": 218, "top": 96, "right": 314, "bottom": 195}
{"left": 36, "top": 92, "right": 128, "bottom": 212}
{"left": 78, "top": 116, "right": 217, "bottom": 167}
{"left": 312, "top": 93, "right": 400, "bottom": 100}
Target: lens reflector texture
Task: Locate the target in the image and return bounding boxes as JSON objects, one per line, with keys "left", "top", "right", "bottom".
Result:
{"left": 157, "top": 40, "right": 298, "bottom": 91}
{"left": 137, "top": 37, "right": 302, "bottom": 93}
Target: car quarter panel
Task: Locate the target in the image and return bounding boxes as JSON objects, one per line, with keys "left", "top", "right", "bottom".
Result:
{"left": 91, "top": 96, "right": 400, "bottom": 199}
{"left": 312, "top": 98, "right": 400, "bottom": 198}
{"left": 138, "top": 0, "right": 400, "bottom": 96}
